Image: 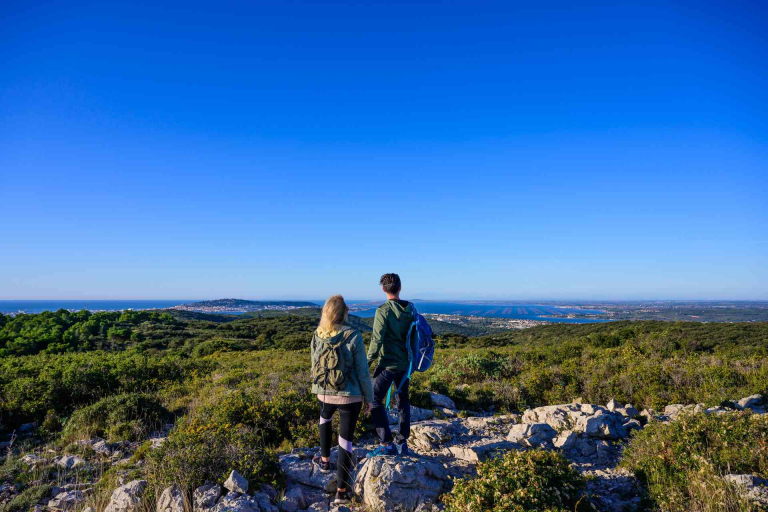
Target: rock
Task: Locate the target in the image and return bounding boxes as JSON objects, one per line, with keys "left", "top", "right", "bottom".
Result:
{"left": 737, "top": 395, "right": 764, "bottom": 411}
{"left": 724, "top": 474, "right": 768, "bottom": 506}
{"left": 429, "top": 393, "right": 456, "bottom": 410}
{"left": 93, "top": 440, "right": 111, "bottom": 455}
{"left": 193, "top": 483, "right": 222, "bottom": 511}
{"left": 449, "top": 438, "right": 520, "bottom": 462}
{"left": 623, "top": 419, "right": 643, "bottom": 432}
{"left": 48, "top": 491, "right": 86, "bottom": 510}
{"left": 388, "top": 406, "right": 433, "bottom": 424}
{"left": 253, "top": 492, "right": 279, "bottom": 512}
{"left": 506, "top": 423, "right": 557, "bottom": 447}
{"left": 439, "top": 408, "right": 456, "bottom": 417}
{"left": 354, "top": 456, "right": 450, "bottom": 511}
{"left": 606, "top": 399, "right": 619, "bottom": 412}
{"left": 622, "top": 404, "right": 640, "bottom": 418}
{"left": 21, "top": 453, "right": 43, "bottom": 466}
{"left": 580, "top": 414, "right": 627, "bottom": 440}
{"left": 83, "top": 508, "right": 95, "bottom": 512}
{"left": 56, "top": 455, "right": 87, "bottom": 469}
{"left": 409, "top": 421, "right": 456, "bottom": 452}
{"left": 19, "top": 422, "right": 36, "bottom": 433}
{"left": 259, "top": 484, "right": 277, "bottom": 502}
{"left": 279, "top": 453, "right": 335, "bottom": 492}
{"left": 663, "top": 404, "right": 685, "bottom": 419}
{"left": 157, "top": 486, "right": 185, "bottom": 512}
{"left": 224, "top": 470, "right": 248, "bottom": 494}
{"left": 104, "top": 480, "right": 147, "bottom": 512}
{"left": 280, "top": 486, "right": 307, "bottom": 512}
{"left": 212, "top": 493, "right": 259, "bottom": 512}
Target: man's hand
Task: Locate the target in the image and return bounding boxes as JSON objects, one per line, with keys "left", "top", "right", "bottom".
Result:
{"left": 364, "top": 402, "right": 373, "bottom": 414}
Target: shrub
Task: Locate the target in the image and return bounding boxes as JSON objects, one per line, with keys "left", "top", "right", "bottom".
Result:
{"left": 62, "top": 393, "right": 171, "bottom": 442}
{"left": 444, "top": 450, "right": 588, "bottom": 512}
{"left": 621, "top": 411, "right": 768, "bottom": 511}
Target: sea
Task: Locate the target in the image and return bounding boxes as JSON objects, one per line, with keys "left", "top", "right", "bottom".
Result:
{"left": 1, "top": 299, "right": 609, "bottom": 324}
{"left": 0, "top": 300, "right": 192, "bottom": 315}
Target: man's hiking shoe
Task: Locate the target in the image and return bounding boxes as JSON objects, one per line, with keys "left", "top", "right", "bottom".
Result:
{"left": 333, "top": 490, "right": 351, "bottom": 505}
{"left": 396, "top": 440, "right": 409, "bottom": 455}
{"left": 312, "top": 454, "right": 334, "bottom": 473}
{"left": 366, "top": 444, "right": 398, "bottom": 458}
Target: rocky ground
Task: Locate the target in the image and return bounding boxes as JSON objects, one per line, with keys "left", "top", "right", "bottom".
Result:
{"left": 2, "top": 394, "right": 766, "bottom": 512}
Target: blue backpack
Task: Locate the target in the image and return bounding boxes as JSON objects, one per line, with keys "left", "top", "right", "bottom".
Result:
{"left": 385, "top": 309, "right": 435, "bottom": 409}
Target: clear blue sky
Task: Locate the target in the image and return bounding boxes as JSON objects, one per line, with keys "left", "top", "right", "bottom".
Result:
{"left": 1, "top": 1, "right": 766, "bottom": 300}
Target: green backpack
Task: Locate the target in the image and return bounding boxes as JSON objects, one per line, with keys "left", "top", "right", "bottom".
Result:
{"left": 312, "top": 331, "right": 350, "bottom": 391}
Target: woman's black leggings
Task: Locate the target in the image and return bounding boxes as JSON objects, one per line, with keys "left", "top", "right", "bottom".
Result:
{"left": 319, "top": 400, "right": 362, "bottom": 491}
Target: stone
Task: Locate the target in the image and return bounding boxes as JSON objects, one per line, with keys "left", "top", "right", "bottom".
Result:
{"left": 409, "top": 421, "right": 456, "bottom": 452}
{"left": 606, "top": 399, "right": 619, "bottom": 412}
{"left": 19, "top": 422, "right": 36, "bottom": 433}
{"left": 48, "top": 491, "right": 86, "bottom": 510}
{"left": 212, "top": 493, "right": 260, "bottom": 512}
{"left": 157, "top": 486, "right": 185, "bottom": 512}
{"left": 104, "top": 480, "right": 148, "bottom": 512}
{"left": 388, "top": 406, "right": 433, "bottom": 424}
{"left": 724, "top": 474, "right": 768, "bottom": 506}
{"left": 224, "top": 470, "right": 248, "bottom": 494}
{"left": 737, "top": 395, "right": 764, "bottom": 410}
{"left": 21, "top": 453, "right": 43, "bottom": 466}
{"left": 280, "top": 486, "right": 307, "bottom": 512}
{"left": 623, "top": 419, "right": 643, "bottom": 432}
{"left": 506, "top": 423, "right": 557, "bottom": 447}
{"left": 93, "top": 440, "right": 111, "bottom": 455}
{"left": 259, "top": 484, "right": 277, "bottom": 502}
{"left": 429, "top": 393, "right": 456, "bottom": 410}
{"left": 449, "top": 439, "right": 520, "bottom": 462}
{"left": 56, "top": 455, "right": 87, "bottom": 469}
{"left": 663, "top": 404, "right": 685, "bottom": 418}
{"left": 193, "top": 483, "right": 222, "bottom": 511}
{"left": 581, "top": 414, "right": 627, "bottom": 440}
{"left": 623, "top": 404, "right": 640, "bottom": 418}
{"left": 354, "top": 456, "right": 450, "bottom": 511}
{"left": 279, "top": 453, "right": 335, "bottom": 492}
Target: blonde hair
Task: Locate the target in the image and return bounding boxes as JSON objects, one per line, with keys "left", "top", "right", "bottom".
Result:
{"left": 318, "top": 294, "right": 349, "bottom": 336}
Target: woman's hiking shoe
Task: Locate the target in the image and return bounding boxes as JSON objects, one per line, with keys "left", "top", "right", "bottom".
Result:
{"left": 333, "top": 490, "right": 351, "bottom": 505}
{"left": 312, "top": 455, "right": 334, "bottom": 473}
{"left": 366, "top": 444, "right": 398, "bottom": 458}
{"left": 396, "top": 440, "right": 409, "bottom": 455}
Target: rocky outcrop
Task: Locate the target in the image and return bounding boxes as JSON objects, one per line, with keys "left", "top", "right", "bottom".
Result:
{"left": 724, "top": 474, "right": 768, "bottom": 507}
{"left": 194, "top": 483, "right": 222, "bottom": 511}
{"left": 224, "top": 470, "right": 249, "bottom": 494}
{"left": 48, "top": 491, "right": 86, "bottom": 511}
{"left": 104, "top": 480, "right": 147, "bottom": 512}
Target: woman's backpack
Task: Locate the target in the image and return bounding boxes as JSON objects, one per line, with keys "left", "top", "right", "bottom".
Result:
{"left": 312, "top": 332, "right": 348, "bottom": 392}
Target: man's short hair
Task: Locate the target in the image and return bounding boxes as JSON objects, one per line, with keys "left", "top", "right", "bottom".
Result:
{"left": 379, "top": 273, "right": 402, "bottom": 294}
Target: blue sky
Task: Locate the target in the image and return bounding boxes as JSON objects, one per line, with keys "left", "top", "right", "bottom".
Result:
{"left": 1, "top": 0, "right": 766, "bottom": 300}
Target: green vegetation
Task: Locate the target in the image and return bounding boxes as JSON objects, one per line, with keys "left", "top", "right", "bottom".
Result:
{"left": 621, "top": 411, "right": 768, "bottom": 511}
{"left": 1, "top": 310, "right": 767, "bottom": 508}
{"left": 444, "top": 449, "right": 588, "bottom": 511}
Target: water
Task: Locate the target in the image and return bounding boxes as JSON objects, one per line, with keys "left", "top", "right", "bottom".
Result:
{"left": 352, "top": 301, "right": 609, "bottom": 324}
{"left": 0, "top": 300, "right": 192, "bottom": 315}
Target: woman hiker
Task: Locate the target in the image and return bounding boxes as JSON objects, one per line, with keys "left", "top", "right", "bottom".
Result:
{"left": 310, "top": 294, "right": 374, "bottom": 504}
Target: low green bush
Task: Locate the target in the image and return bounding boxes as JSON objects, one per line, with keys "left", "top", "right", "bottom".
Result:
{"left": 621, "top": 411, "right": 768, "bottom": 511}
{"left": 444, "top": 449, "right": 588, "bottom": 512}
{"left": 62, "top": 393, "right": 171, "bottom": 442}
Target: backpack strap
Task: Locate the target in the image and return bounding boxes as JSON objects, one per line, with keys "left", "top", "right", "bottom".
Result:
{"left": 385, "top": 312, "right": 419, "bottom": 409}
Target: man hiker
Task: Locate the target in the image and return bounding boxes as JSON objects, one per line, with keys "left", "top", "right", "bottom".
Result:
{"left": 366, "top": 273, "right": 415, "bottom": 457}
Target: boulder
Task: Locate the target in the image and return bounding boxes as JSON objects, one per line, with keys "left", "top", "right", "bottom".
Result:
{"left": 93, "top": 440, "right": 111, "bottom": 455}
{"left": 429, "top": 393, "right": 456, "bottom": 410}
{"left": 279, "top": 453, "right": 335, "bottom": 492}
{"left": 737, "top": 395, "right": 764, "bottom": 411}
{"left": 448, "top": 438, "right": 520, "bottom": 462}
{"left": 56, "top": 455, "right": 87, "bottom": 470}
{"left": 193, "top": 483, "right": 222, "bottom": 511}
{"left": 409, "top": 421, "right": 456, "bottom": 452}
{"left": 224, "top": 470, "right": 248, "bottom": 494}
{"left": 104, "top": 480, "right": 148, "bottom": 512}
{"left": 663, "top": 404, "right": 685, "bottom": 419}
{"left": 21, "top": 453, "right": 43, "bottom": 466}
{"left": 279, "top": 486, "right": 307, "bottom": 512}
{"left": 506, "top": 423, "right": 557, "bottom": 447}
{"left": 622, "top": 404, "right": 640, "bottom": 418}
{"left": 157, "top": 486, "right": 185, "bottom": 512}
{"left": 606, "top": 399, "right": 619, "bottom": 412}
{"left": 580, "top": 414, "right": 627, "bottom": 440}
{"left": 212, "top": 493, "right": 273, "bottom": 512}
{"left": 354, "top": 456, "right": 450, "bottom": 511}
{"left": 388, "top": 406, "right": 433, "bottom": 424}
{"left": 724, "top": 474, "right": 768, "bottom": 506}
{"left": 48, "top": 491, "right": 86, "bottom": 510}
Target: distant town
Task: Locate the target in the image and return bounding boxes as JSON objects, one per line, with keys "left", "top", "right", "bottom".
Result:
{"left": 169, "top": 298, "right": 318, "bottom": 314}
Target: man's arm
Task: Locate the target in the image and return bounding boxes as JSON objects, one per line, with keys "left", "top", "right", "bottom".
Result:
{"left": 367, "top": 308, "right": 386, "bottom": 364}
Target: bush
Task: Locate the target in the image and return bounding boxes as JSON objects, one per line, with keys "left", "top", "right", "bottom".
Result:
{"left": 444, "top": 450, "right": 588, "bottom": 512}
{"left": 621, "top": 411, "right": 768, "bottom": 511}
{"left": 62, "top": 393, "right": 171, "bottom": 442}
